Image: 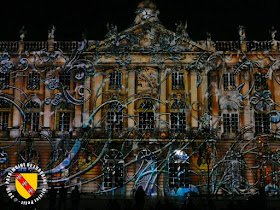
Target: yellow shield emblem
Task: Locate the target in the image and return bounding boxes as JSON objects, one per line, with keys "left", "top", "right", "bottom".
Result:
{"left": 15, "top": 173, "right": 38, "bottom": 199}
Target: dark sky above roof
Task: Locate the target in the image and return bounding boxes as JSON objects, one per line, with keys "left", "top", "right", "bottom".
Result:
{"left": 0, "top": 0, "right": 279, "bottom": 41}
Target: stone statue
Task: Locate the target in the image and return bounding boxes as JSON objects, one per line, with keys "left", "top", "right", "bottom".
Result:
{"left": 270, "top": 26, "right": 277, "bottom": 41}
{"left": 19, "top": 26, "right": 27, "bottom": 41}
{"left": 238, "top": 25, "right": 246, "bottom": 41}
{"left": 48, "top": 25, "right": 56, "bottom": 40}
{"left": 105, "top": 23, "right": 118, "bottom": 39}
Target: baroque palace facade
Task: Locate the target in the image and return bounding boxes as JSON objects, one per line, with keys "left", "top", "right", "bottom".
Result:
{"left": 1, "top": 0, "right": 280, "bottom": 196}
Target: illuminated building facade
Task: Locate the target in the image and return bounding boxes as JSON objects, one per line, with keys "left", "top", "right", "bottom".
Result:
{"left": 1, "top": 0, "right": 280, "bottom": 196}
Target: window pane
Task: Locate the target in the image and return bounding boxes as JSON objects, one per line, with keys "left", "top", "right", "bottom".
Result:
{"left": 172, "top": 72, "right": 184, "bottom": 90}
{"left": 0, "top": 72, "right": 10, "bottom": 90}
{"left": 0, "top": 112, "right": 9, "bottom": 131}
{"left": 139, "top": 112, "right": 154, "bottom": 131}
{"left": 109, "top": 71, "right": 122, "bottom": 89}
{"left": 27, "top": 72, "right": 40, "bottom": 90}
{"left": 59, "top": 71, "right": 71, "bottom": 90}
{"left": 59, "top": 112, "right": 71, "bottom": 131}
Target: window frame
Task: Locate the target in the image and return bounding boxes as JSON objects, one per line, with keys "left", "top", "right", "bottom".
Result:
{"left": 222, "top": 112, "right": 239, "bottom": 134}
{"left": 255, "top": 112, "right": 270, "bottom": 134}
{"left": 27, "top": 71, "right": 40, "bottom": 90}
{"left": 223, "top": 72, "right": 236, "bottom": 91}
{"left": 0, "top": 72, "right": 10, "bottom": 90}
{"left": 109, "top": 71, "right": 122, "bottom": 90}
{"left": 172, "top": 71, "right": 184, "bottom": 90}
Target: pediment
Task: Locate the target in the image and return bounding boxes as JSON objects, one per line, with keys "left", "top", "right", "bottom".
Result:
{"left": 88, "top": 21, "right": 206, "bottom": 53}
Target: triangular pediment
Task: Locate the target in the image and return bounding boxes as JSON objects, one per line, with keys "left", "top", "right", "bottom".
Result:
{"left": 88, "top": 21, "right": 205, "bottom": 53}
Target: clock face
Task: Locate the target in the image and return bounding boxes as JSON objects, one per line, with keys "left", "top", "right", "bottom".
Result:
{"left": 142, "top": 9, "right": 153, "bottom": 19}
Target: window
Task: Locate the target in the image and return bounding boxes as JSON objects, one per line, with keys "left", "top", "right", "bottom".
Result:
{"left": 172, "top": 72, "right": 184, "bottom": 90}
{"left": 223, "top": 73, "right": 236, "bottom": 90}
{"left": 171, "top": 113, "right": 186, "bottom": 132}
{"left": 27, "top": 72, "right": 40, "bottom": 90}
{"left": 25, "top": 101, "right": 40, "bottom": 132}
{"left": 106, "top": 112, "right": 123, "bottom": 132}
{"left": 109, "top": 71, "right": 122, "bottom": 89}
{"left": 0, "top": 100, "right": 10, "bottom": 131}
{"left": 168, "top": 161, "right": 189, "bottom": 188}
{"left": 0, "top": 72, "right": 10, "bottom": 90}
{"left": 223, "top": 113, "right": 239, "bottom": 133}
{"left": 104, "top": 150, "right": 124, "bottom": 189}
{"left": 59, "top": 71, "right": 71, "bottom": 90}
{"left": 255, "top": 113, "right": 270, "bottom": 134}
{"left": 170, "top": 100, "right": 186, "bottom": 132}
{"left": 254, "top": 72, "right": 268, "bottom": 90}
{"left": 104, "top": 161, "right": 124, "bottom": 188}
{"left": 58, "top": 112, "right": 71, "bottom": 132}
{"left": 0, "top": 112, "right": 9, "bottom": 131}
{"left": 139, "top": 112, "right": 154, "bottom": 132}
{"left": 26, "top": 113, "right": 40, "bottom": 132}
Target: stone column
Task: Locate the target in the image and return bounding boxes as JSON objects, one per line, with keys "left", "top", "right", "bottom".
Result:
{"left": 127, "top": 71, "right": 135, "bottom": 128}
{"left": 43, "top": 79, "right": 52, "bottom": 135}
{"left": 184, "top": 71, "right": 190, "bottom": 130}
{"left": 93, "top": 73, "right": 103, "bottom": 129}
{"left": 190, "top": 71, "right": 198, "bottom": 128}
{"left": 83, "top": 77, "right": 91, "bottom": 125}
{"left": 159, "top": 69, "right": 167, "bottom": 131}
{"left": 11, "top": 73, "right": 22, "bottom": 137}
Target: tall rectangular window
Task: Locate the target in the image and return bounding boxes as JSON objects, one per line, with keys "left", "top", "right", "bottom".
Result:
{"left": 58, "top": 112, "right": 71, "bottom": 132}
{"left": 27, "top": 72, "right": 40, "bottom": 90}
{"left": 104, "top": 161, "right": 124, "bottom": 188}
{"left": 168, "top": 162, "right": 189, "bottom": 188}
{"left": 170, "top": 112, "right": 186, "bottom": 132}
{"left": 172, "top": 72, "right": 184, "bottom": 90}
{"left": 59, "top": 71, "right": 71, "bottom": 90}
{"left": 106, "top": 111, "right": 123, "bottom": 132}
{"left": 223, "top": 73, "right": 236, "bottom": 90}
{"left": 0, "top": 72, "right": 10, "bottom": 90}
{"left": 109, "top": 71, "right": 122, "bottom": 89}
{"left": 26, "top": 112, "right": 40, "bottom": 131}
{"left": 223, "top": 113, "right": 239, "bottom": 133}
{"left": 255, "top": 113, "right": 270, "bottom": 134}
{"left": 139, "top": 112, "right": 154, "bottom": 132}
{"left": 0, "top": 112, "right": 9, "bottom": 131}
{"left": 254, "top": 72, "right": 268, "bottom": 90}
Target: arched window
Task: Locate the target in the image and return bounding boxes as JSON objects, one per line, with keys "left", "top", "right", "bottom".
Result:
{"left": 27, "top": 71, "right": 40, "bottom": 90}
{"left": 0, "top": 100, "right": 11, "bottom": 131}
{"left": 170, "top": 100, "right": 186, "bottom": 133}
{"left": 25, "top": 101, "right": 40, "bottom": 132}
{"left": 106, "top": 101, "right": 123, "bottom": 132}
{"left": 138, "top": 101, "right": 155, "bottom": 132}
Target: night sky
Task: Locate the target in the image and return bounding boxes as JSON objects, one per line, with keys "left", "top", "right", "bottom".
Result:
{"left": 0, "top": 0, "right": 279, "bottom": 42}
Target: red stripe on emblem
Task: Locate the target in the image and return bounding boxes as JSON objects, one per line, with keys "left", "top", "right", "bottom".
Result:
{"left": 15, "top": 173, "right": 35, "bottom": 196}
